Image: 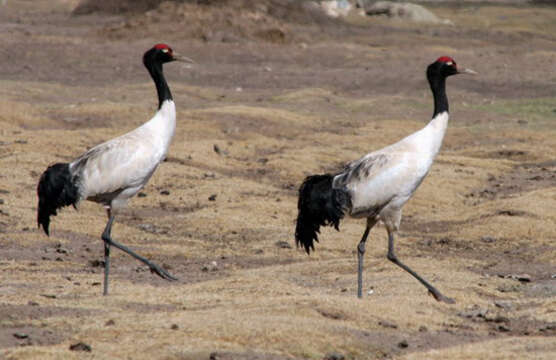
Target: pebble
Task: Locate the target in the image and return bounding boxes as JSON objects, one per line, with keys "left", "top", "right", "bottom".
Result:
{"left": 13, "top": 333, "right": 29, "bottom": 339}
{"left": 323, "top": 352, "right": 345, "bottom": 360}
{"left": 208, "top": 194, "right": 217, "bottom": 201}
{"left": 69, "top": 342, "right": 92, "bottom": 352}
{"left": 275, "top": 240, "right": 292, "bottom": 249}
{"left": 378, "top": 320, "right": 398, "bottom": 329}
{"left": 494, "top": 300, "right": 512, "bottom": 310}
{"left": 398, "top": 340, "right": 409, "bottom": 348}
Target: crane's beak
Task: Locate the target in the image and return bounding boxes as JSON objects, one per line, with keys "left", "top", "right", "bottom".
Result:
{"left": 458, "top": 67, "right": 477, "bottom": 75}
{"left": 173, "top": 53, "right": 195, "bottom": 64}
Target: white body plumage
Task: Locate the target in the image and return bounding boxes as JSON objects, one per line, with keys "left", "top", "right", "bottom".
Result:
{"left": 335, "top": 111, "right": 449, "bottom": 226}
{"left": 70, "top": 100, "right": 176, "bottom": 210}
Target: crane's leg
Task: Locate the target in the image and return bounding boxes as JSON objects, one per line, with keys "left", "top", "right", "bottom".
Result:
{"left": 386, "top": 230, "right": 454, "bottom": 304}
{"left": 100, "top": 215, "right": 178, "bottom": 295}
{"left": 357, "top": 218, "right": 377, "bottom": 298}
{"left": 102, "top": 208, "right": 112, "bottom": 296}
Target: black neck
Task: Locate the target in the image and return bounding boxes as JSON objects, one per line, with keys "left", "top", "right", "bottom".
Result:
{"left": 145, "top": 60, "right": 172, "bottom": 109}
{"left": 429, "top": 75, "right": 448, "bottom": 118}
{"left": 426, "top": 62, "right": 450, "bottom": 118}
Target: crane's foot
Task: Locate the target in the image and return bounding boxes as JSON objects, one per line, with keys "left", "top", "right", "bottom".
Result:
{"left": 149, "top": 263, "right": 178, "bottom": 281}
{"left": 428, "top": 289, "right": 455, "bottom": 304}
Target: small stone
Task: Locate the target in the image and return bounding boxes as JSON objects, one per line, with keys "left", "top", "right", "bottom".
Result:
{"left": 323, "top": 352, "right": 345, "bottom": 360}
{"left": 208, "top": 194, "right": 217, "bottom": 201}
{"left": 514, "top": 274, "right": 531, "bottom": 283}
{"left": 494, "top": 301, "right": 512, "bottom": 310}
{"left": 481, "top": 236, "right": 496, "bottom": 243}
{"left": 458, "top": 306, "right": 487, "bottom": 319}
{"left": 40, "top": 294, "right": 57, "bottom": 299}
{"left": 171, "top": 324, "right": 179, "bottom": 330}
{"left": 28, "top": 301, "right": 39, "bottom": 306}
{"left": 539, "top": 323, "right": 556, "bottom": 332}
{"left": 160, "top": 190, "right": 170, "bottom": 195}
{"left": 13, "top": 333, "right": 29, "bottom": 339}
{"left": 105, "top": 319, "right": 115, "bottom": 326}
{"left": 138, "top": 192, "right": 147, "bottom": 197}
{"left": 56, "top": 247, "right": 69, "bottom": 254}
{"left": 275, "top": 240, "right": 292, "bottom": 249}
{"left": 91, "top": 282, "right": 101, "bottom": 286}
{"left": 69, "top": 342, "right": 92, "bottom": 352}
{"left": 398, "top": 340, "right": 409, "bottom": 348}
{"left": 497, "top": 325, "right": 510, "bottom": 332}
{"left": 378, "top": 320, "right": 398, "bottom": 329}
{"left": 418, "top": 325, "right": 428, "bottom": 332}
{"left": 89, "top": 259, "right": 105, "bottom": 268}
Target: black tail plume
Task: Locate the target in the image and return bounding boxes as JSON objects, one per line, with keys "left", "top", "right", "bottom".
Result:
{"left": 37, "top": 163, "right": 80, "bottom": 236}
{"left": 295, "top": 174, "right": 351, "bottom": 254}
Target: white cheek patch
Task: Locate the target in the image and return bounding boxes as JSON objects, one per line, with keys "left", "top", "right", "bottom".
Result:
{"left": 162, "top": 48, "right": 169, "bottom": 53}
{"left": 446, "top": 61, "right": 453, "bottom": 66}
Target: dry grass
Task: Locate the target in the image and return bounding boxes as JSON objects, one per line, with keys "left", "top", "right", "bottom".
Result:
{"left": 1, "top": 1, "right": 556, "bottom": 359}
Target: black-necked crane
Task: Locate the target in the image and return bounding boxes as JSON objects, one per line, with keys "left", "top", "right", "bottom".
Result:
{"left": 37, "top": 44, "right": 193, "bottom": 295}
{"left": 295, "top": 56, "right": 476, "bottom": 303}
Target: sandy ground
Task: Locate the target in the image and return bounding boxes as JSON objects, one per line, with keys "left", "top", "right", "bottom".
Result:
{"left": 0, "top": 0, "right": 555, "bottom": 359}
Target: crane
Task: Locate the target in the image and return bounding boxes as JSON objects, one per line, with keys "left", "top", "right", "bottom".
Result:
{"left": 295, "top": 56, "right": 476, "bottom": 303}
{"left": 37, "top": 44, "right": 193, "bottom": 295}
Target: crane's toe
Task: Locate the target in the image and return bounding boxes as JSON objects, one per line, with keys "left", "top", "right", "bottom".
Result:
{"left": 149, "top": 264, "right": 178, "bottom": 281}
{"left": 428, "top": 289, "right": 455, "bottom": 304}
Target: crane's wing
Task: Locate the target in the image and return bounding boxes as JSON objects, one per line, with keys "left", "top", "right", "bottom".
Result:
{"left": 71, "top": 132, "right": 164, "bottom": 201}
{"left": 333, "top": 152, "right": 391, "bottom": 189}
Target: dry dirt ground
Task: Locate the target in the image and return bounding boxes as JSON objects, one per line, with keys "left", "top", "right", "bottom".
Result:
{"left": 1, "top": 0, "right": 555, "bottom": 359}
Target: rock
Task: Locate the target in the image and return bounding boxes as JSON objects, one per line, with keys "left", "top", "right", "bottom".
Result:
{"left": 320, "top": 0, "right": 352, "bottom": 18}
{"left": 202, "top": 261, "right": 218, "bottom": 272}
{"left": 208, "top": 194, "right": 217, "bottom": 201}
{"left": 13, "top": 332, "right": 29, "bottom": 339}
{"left": 89, "top": 259, "right": 105, "bottom": 268}
{"left": 69, "top": 342, "right": 92, "bottom": 352}
{"left": 481, "top": 236, "right": 496, "bottom": 243}
{"left": 494, "top": 300, "right": 512, "bottom": 310}
{"left": 378, "top": 320, "right": 398, "bottom": 328}
{"left": 362, "top": 1, "right": 452, "bottom": 24}
{"left": 171, "top": 324, "right": 179, "bottom": 330}
{"left": 514, "top": 274, "right": 532, "bottom": 283}
{"left": 323, "top": 352, "right": 345, "bottom": 360}
{"left": 275, "top": 240, "right": 292, "bottom": 249}
{"left": 398, "top": 339, "right": 409, "bottom": 348}
{"left": 458, "top": 306, "right": 488, "bottom": 319}
{"left": 160, "top": 190, "right": 170, "bottom": 195}
{"left": 40, "top": 294, "right": 57, "bottom": 299}
{"left": 105, "top": 319, "right": 115, "bottom": 326}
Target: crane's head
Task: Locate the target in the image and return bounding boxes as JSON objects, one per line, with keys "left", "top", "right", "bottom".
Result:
{"left": 144, "top": 44, "right": 194, "bottom": 67}
{"left": 428, "top": 56, "right": 477, "bottom": 79}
